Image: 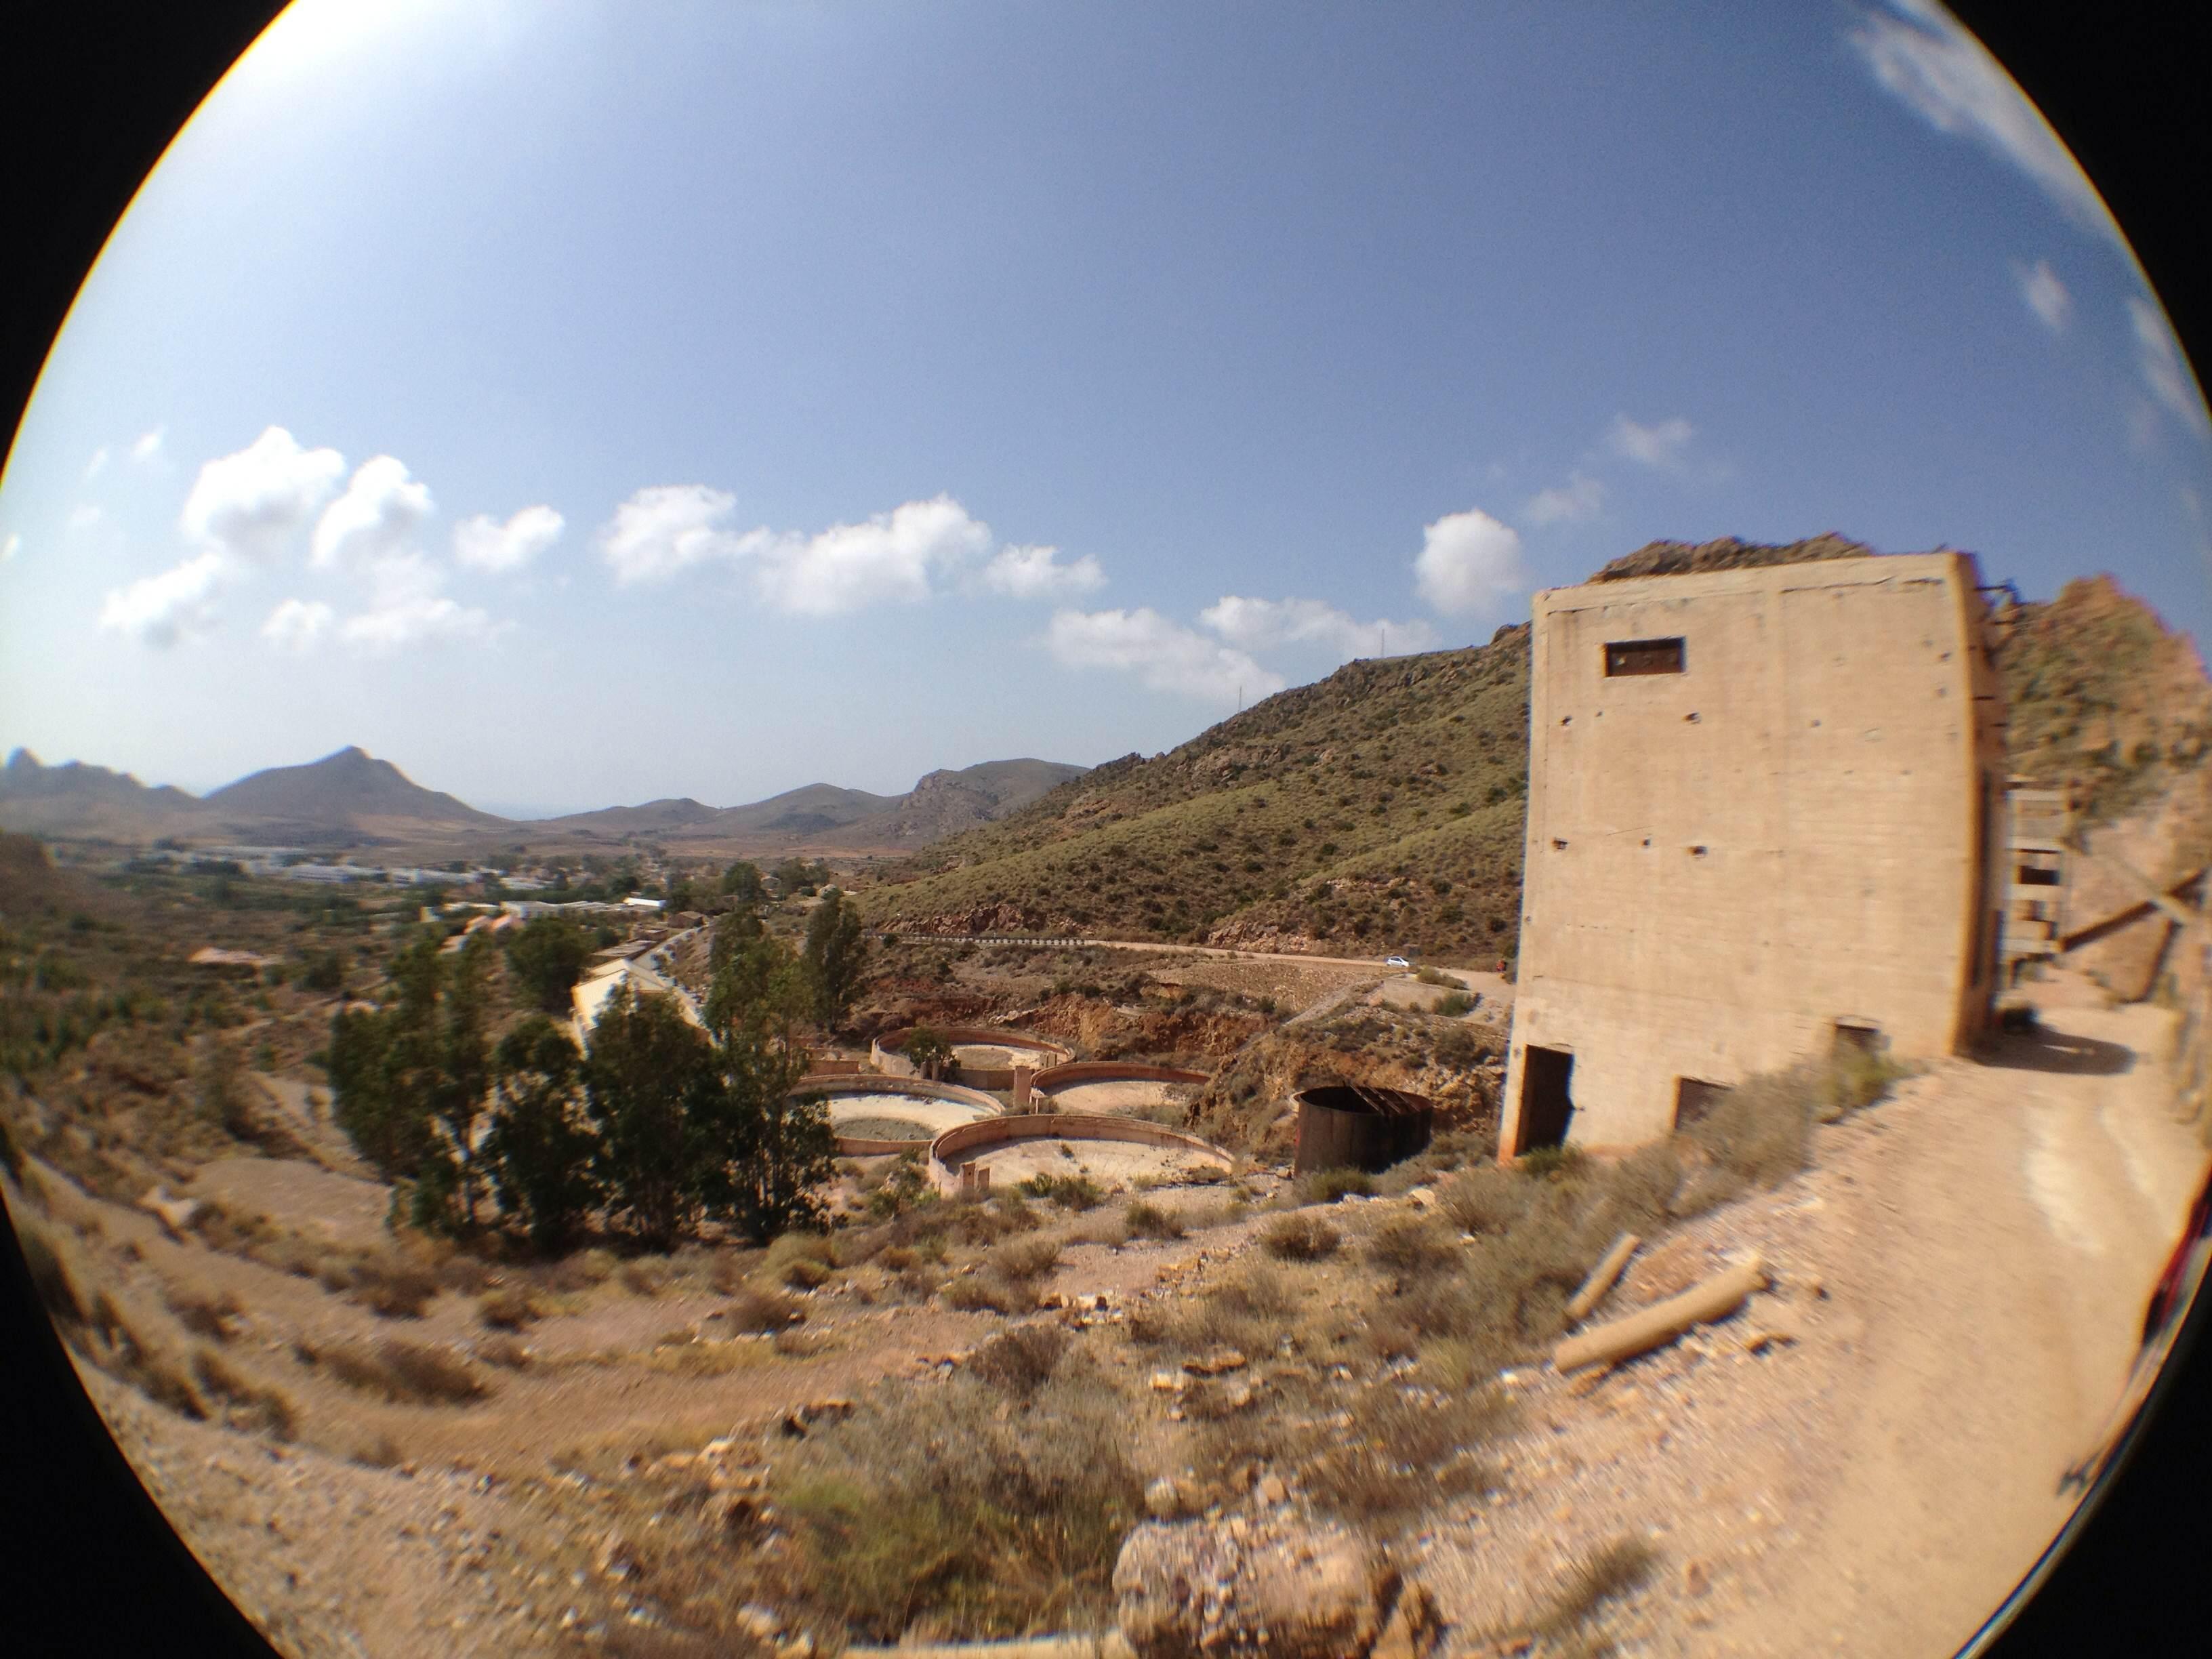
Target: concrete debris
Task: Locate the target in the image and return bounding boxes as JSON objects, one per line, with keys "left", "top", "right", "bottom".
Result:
{"left": 1183, "top": 1348, "right": 1249, "bottom": 1376}
{"left": 1113, "top": 1513, "right": 1390, "bottom": 1659}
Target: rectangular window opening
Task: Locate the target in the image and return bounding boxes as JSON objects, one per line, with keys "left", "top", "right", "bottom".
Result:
{"left": 1832, "top": 1021, "right": 1882, "bottom": 1059}
{"left": 1604, "top": 636, "right": 1685, "bottom": 677}
{"left": 1674, "top": 1077, "right": 1730, "bottom": 1131}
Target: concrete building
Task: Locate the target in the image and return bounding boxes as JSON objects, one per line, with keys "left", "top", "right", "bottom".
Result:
{"left": 1498, "top": 550, "right": 2009, "bottom": 1158}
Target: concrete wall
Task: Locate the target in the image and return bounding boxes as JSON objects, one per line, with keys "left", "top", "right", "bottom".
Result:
{"left": 1499, "top": 552, "right": 2007, "bottom": 1156}
{"left": 870, "top": 1025, "right": 1073, "bottom": 1089}
{"left": 1031, "top": 1061, "right": 1211, "bottom": 1093}
{"left": 925, "top": 1112, "right": 1233, "bottom": 1195}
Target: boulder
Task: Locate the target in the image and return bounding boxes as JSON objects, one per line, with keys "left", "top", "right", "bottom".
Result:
{"left": 1113, "top": 1514, "right": 1387, "bottom": 1658}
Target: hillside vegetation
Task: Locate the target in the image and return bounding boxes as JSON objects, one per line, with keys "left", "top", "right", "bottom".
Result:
{"left": 865, "top": 539, "right": 2212, "bottom": 960}
{"left": 861, "top": 626, "right": 1534, "bottom": 960}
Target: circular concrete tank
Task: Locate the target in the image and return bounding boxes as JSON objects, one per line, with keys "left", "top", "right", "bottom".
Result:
{"left": 926, "top": 1111, "right": 1234, "bottom": 1195}
{"left": 1291, "top": 1084, "right": 1435, "bottom": 1176}
{"left": 793, "top": 1073, "right": 1003, "bottom": 1156}
{"left": 1030, "top": 1061, "right": 1210, "bottom": 1117}
{"left": 870, "top": 1025, "right": 1073, "bottom": 1090}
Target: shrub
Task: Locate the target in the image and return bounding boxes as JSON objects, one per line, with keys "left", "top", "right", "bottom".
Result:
{"left": 20, "top": 1223, "right": 86, "bottom": 1326}
{"left": 987, "top": 1235, "right": 1061, "bottom": 1284}
{"left": 1364, "top": 1214, "right": 1460, "bottom": 1277}
{"left": 1296, "top": 1168, "right": 1374, "bottom": 1205}
{"left": 478, "top": 1334, "right": 531, "bottom": 1370}
{"left": 722, "top": 1286, "right": 800, "bottom": 1334}
{"left": 1414, "top": 968, "right": 1468, "bottom": 989}
{"left": 1263, "top": 1212, "right": 1341, "bottom": 1261}
{"left": 765, "top": 1231, "right": 838, "bottom": 1290}
{"left": 189, "top": 1347, "right": 295, "bottom": 1439}
{"left": 1434, "top": 992, "right": 1474, "bottom": 1017}
{"left": 310, "top": 1337, "right": 489, "bottom": 1404}
{"left": 966, "top": 1324, "right": 1071, "bottom": 1396}
{"left": 164, "top": 1284, "right": 243, "bottom": 1343}
{"left": 773, "top": 1368, "right": 1145, "bottom": 1640}
{"left": 1528, "top": 1537, "right": 1660, "bottom": 1641}
{"left": 1019, "top": 1172, "right": 1106, "bottom": 1212}
{"left": 346, "top": 1256, "right": 442, "bottom": 1319}
{"left": 619, "top": 1257, "right": 671, "bottom": 1297}
{"left": 1517, "top": 1144, "right": 1586, "bottom": 1181}
{"left": 477, "top": 1286, "right": 539, "bottom": 1330}
{"left": 1123, "top": 1201, "right": 1184, "bottom": 1240}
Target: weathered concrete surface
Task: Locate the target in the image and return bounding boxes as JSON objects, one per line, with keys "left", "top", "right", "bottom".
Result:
{"left": 1114, "top": 1515, "right": 1386, "bottom": 1659}
{"left": 1502, "top": 552, "right": 2009, "bottom": 1155}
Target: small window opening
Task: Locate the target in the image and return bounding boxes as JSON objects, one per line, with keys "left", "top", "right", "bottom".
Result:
{"left": 1675, "top": 1077, "right": 1731, "bottom": 1130}
{"left": 1832, "top": 1021, "right": 1881, "bottom": 1059}
{"left": 1604, "top": 636, "right": 1685, "bottom": 676}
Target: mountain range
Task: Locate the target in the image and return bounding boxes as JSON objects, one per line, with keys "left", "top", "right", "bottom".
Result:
{"left": 0, "top": 745, "right": 1084, "bottom": 856}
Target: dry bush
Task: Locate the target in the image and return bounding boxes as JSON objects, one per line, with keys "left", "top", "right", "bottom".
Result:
{"left": 1263, "top": 1212, "right": 1341, "bottom": 1262}
{"left": 764, "top": 1232, "right": 837, "bottom": 1290}
{"left": 943, "top": 1273, "right": 1023, "bottom": 1315}
{"left": 772, "top": 1326, "right": 825, "bottom": 1359}
{"left": 345, "top": 1256, "right": 442, "bottom": 1319}
{"left": 1525, "top": 1537, "right": 1660, "bottom": 1641}
{"left": 436, "top": 1252, "right": 496, "bottom": 1295}
{"left": 1437, "top": 1166, "right": 1536, "bottom": 1237}
{"left": 189, "top": 1347, "right": 295, "bottom": 1438}
{"left": 967, "top": 1324, "right": 1071, "bottom": 1397}
{"left": 1683, "top": 1069, "right": 1816, "bottom": 1190}
{"left": 1296, "top": 1168, "right": 1374, "bottom": 1205}
{"left": 1364, "top": 1213, "right": 1460, "bottom": 1277}
{"left": 351, "top": 1432, "right": 406, "bottom": 1468}
{"left": 477, "top": 1286, "right": 539, "bottom": 1330}
{"left": 18, "top": 1221, "right": 86, "bottom": 1327}
{"left": 1123, "top": 1201, "right": 1183, "bottom": 1241}
{"left": 771, "top": 1366, "right": 1145, "bottom": 1641}
{"left": 164, "top": 1284, "right": 243, "bottom": 1343}
{"left": 541, "top": 1248, "right": 618, "bottom": 1292}
{"left": 619, "top": 1257, "right": 672, "bottom": 1297}
{"left": 308, "top": 1336, "right": 489, "bottom": 1404}
{"left": 987, "top": 1235, "right": 1061, "bottom": 1285}
{"left": 722, "top": 1286, "right": 800, "bottom": 1334}
{"left": 1294, "top": 1384, "right": 1509, "bottom": 1532}
{"left": 477, "top": 1333, "right": 531, "bottom": 1370}
{"left": 707, "top": 1252, "right": 759, "bottom": 1296}
{"left": 1019, "top": 1172, "right": 1105, "bottom": 1211}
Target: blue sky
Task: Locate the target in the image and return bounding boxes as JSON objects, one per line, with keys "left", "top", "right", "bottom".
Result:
{"left": 2, "top": 0, "right": 2206, "bottom": 817}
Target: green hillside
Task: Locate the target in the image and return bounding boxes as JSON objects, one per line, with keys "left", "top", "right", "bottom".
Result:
{"left": 859, "top": 626, "right": 1534, "bottom": 962}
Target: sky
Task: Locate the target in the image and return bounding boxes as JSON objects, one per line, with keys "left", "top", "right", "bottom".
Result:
{"left": 2, "top": 0, "right": 2207, "bottom": 818}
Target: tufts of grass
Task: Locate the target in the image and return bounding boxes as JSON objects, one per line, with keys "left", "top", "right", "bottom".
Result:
{"left": 1019, "top": 1172, "right": 1107, "bottom": 1211}
{"left": 721, "top": 1286, "right": 800, "bottom": 1334}
{"left": 344, "top": 1256, "right": 442, "bottom": 1319}
{"left": 772, "top": 1366, "right": 1145, "bottom": 1642}
{"left": 1123, "top": 1201, "right": 1185, "bottom": 1240}
{"left": 966, "top": 1324, "right": 1072, "bottom": 1397}
{"left": 477, "top": 1333, "right": 531, "bottom": 1370}
{"left": 164, "top": 1283, "right": 244, "bottom": 1343}
{"left": 1296, "top": 1167, "right": 1375, "bottom": 1205}
{"left": 19, "top": 1221, "right": 87, "bottom": 1327}
{"left": 189, "top": 1347, "right": 296, "bottom": 1439}
{"left": 1434, "top": 991, "right": 1474, "bottom": 1017}
{"left": 305, "top": 1336, "right": 489, "bottom": 1404}
{"left": 1263, "top": 1212, "right": 1342, "bottom": 1262}
{"left": 1526, "top": 1537, "right": 1660, "bottom": 1642}
{"left": 1363, "top": 1213, "right": 1461, "bottom": 1277}
{"left": 477, "top": 1286, "right": 539, "bottom": 1330}
{"left": 618, "top": 1257, "right": 672, "bottom": 1297}
{"left": 764, "top": 1231, "right": 838, "bottom": 1291}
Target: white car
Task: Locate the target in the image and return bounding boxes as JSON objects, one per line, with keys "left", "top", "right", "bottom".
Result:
{"left": 1385, "top": 954, "right": 1412, "bottom": 968}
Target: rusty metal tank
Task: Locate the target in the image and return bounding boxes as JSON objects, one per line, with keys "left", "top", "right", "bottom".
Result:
{"left": 1291, "top": 1083, "right": 1435, "bottom": 1176}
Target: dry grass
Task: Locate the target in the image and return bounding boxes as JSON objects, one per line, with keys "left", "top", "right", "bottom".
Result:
{"left": 764, "top": 1231, "right": 838, "bottom": 1290}
{"left": 344, "top": 1255, "right": 443, "bottom": 1319}
{"left": 966, "top": 1324, "right": 1072, "bottom": 1397}
{"left": 1363, "top": 1212, "right": 1460, "bottom": 1276}
{"left": 478, "top": 1333, "right": 531, "bottom": 1370}
{"left": 306, "top": 1336, "right": 489, "bottom": 1404}
{"left": 1123, "top": 1200, "right": 1185, "bottom": 1241}
{"left": 164, "top": 1283, "right": 244, "bottom": 1343}
{"left": 477, "top": 1285, "right": 539, "bottom": 1330}
{"left": 771, "top": 1364, "right": 1145, "bottom": 1641}
{"left": 189, "top": 1347, "right": 296, "bottom": 1438}
{"left": 721, "top": 1285, "right": 801, "bottom": 1334}
{"left": 1262, "top": 1212, "right": 1341, "bottom": 1261}
{"left": 619, "top": 1256, "right": 672, "bottom": 1297}
{"left": 1296, "top": 1168, "right": 1375, "bottom": 1204}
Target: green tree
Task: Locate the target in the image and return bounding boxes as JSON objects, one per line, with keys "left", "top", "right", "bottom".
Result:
{"left": 503, "top": 914, "right": 590, "bottom": 1013}
{"left": 704, "top": 927, "right": 834, "bottom": 1242}
{"left": 481, "top": 1016, "right": 600, "bottom": 1253}
{"left": 720, "top": 859, "right": 766, "bottom": 903}
{"left": 802, "top": 890, "right": 869, "bottom": 1031}
{"left": 905, "top": 1025, "right": 954, "bottom": 1081}
{"left": 583, "top": 983, "right": 724, "bottom": 1248}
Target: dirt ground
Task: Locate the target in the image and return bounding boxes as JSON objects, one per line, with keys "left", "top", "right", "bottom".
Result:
{"left": 16, "top": 967, "right": 2209, "bottom": 1657}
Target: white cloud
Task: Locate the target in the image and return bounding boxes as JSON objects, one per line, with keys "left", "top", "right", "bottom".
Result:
{"left": 1609, "top": 415, "right": 1695, "bottom": 470}
{"left": 337, "top": 595, "right": 503, "bottom": 655}
{"left": 2129, "top": 296, "right": 2209, "bottom": 438}
{"left": 260, "top": 598, "right": 335, "bottom": 654}
{"left": 1200, "top": 595, "right": 1439, "bottom": 660}
{"left": 599, "top": 485, "right": 758, "bottom": 585}
{"left": 976, "top": 542, "right": 1106, "bottom": 599}
{"left": 83, "top": 447, "right": 110, "bottom": 483}
{"left": 2, "top": 531, "right": 22, "bottom": 563}
{"left": 180, "top": 426, "right": 346, "bottom": 567}
{"left": 98, "top": 551, "right": 228, "bottom": 648}
{"left": 1847, "top": 1, "right": 2114, "bottom": 242}
{"left": 600, "top": 486, "right": 1008, "bottom": 615}
{"left": 1523, "top": 473, "right": 1606, "bottom": 527}
{"left": 1044, "top": 607, "right": 1283, "bottom": 704}
{"left": 1414, "top": 508, "right": 1528, "bottom": 619}
{"left": 455, "top": 504, "right": 565, "bottom": 574}
{"left": 131, "top": 426, "right": 166, "bottom": 464}
{"left": 68, "top": 505, "right": 104, "bottom": 533}
{"left": 2013, "top": 260, "right": 2072, "bottom": 333}
{"left": 311, "top": 455, "right": 434, "bottom": 572}
{"left": 753, "top": 495, "right": 993, "bottom": 616}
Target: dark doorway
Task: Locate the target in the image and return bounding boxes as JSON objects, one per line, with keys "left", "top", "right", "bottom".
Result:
{"left": 1675, "top": 1076, "right": 1730, "bottom": 1130}
{"left": 1833, "top": 1021, "right": 1882, "bottom": 1059}
{"left": 1517, "top": 1046, "right": 1576, "bottom": 1153}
